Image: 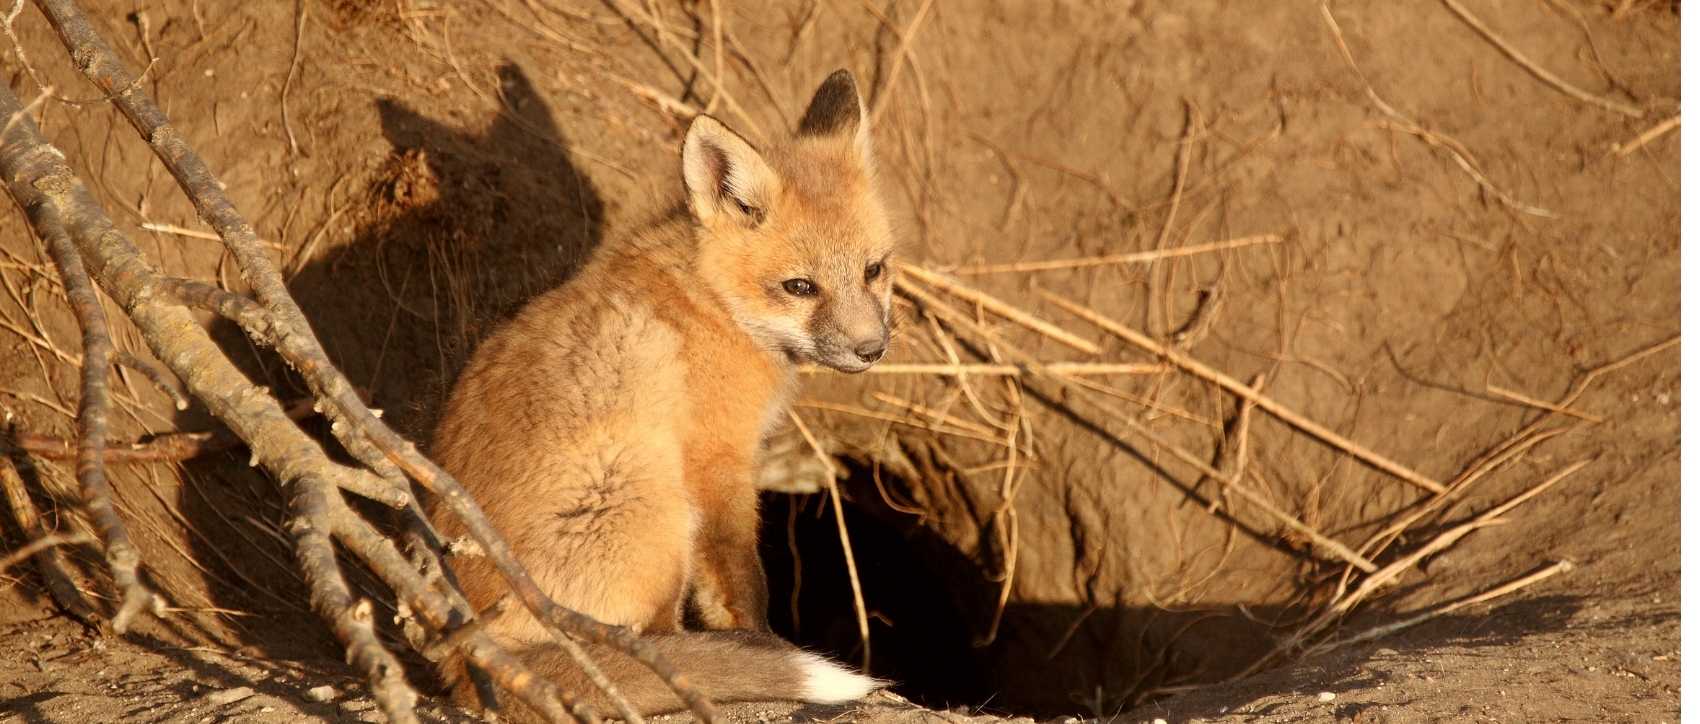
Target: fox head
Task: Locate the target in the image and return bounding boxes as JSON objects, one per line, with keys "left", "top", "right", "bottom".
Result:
{"left": 682, "top": 69, "right": 895, "bottom": 373}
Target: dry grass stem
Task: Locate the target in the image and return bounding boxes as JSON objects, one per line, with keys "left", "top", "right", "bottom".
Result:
{"left": 871, "top": 391, "right": 1002, "bottom": 439}
{"left": 788, "top": 410, "right": 873, "bottom": 674}
{"left": 1307, "top": 559, "right": 1575, "bottom": 656}
{"left": 607, "top": 0, "right": 763, "bottom": 136}
{"left": 1440, "top": 0, "right": 1644, "bottom": 118}
{"left": 800, "top": 362, "right": 1163, "bottom": 376}
{"left": 897, "top": 264, "right": 1103, "bottom": 354}
{"left": 1084, "top": 392, "right": 1378, "bottom": 573}
{"left": 1221, "top": 458, "right": 1590, "bottom": 682}
{"left": 1039, "top": 288, "right": 1447, "bottom": 495}
{"left": 0, "top": 530, "right": 94, "bottom": 572}
{"left": 1321, "top": 2, "right": 1556, "bottom": 218}
{"left": 1358, "top": 426, "right": 1573, "bottom": 561}
{"left": 1485, "top": 384, "right": 1603, "bottom": 423}
{"left": 614, "top": 74, "right": 700, "bottom": 119}
{"left": 949, "top": 234, "right": 1283, "bottom": 275}
{"left": 1612, "top": 114, "right": 1680, "bottom": 156}
{"left": 139, "top": 221, "right": 286, "bottom": 251}
{"left": 9, "top": 429, "right": 225, "bottom": 461}
{"left": 1319, "top": 459, "right": 1588, "bottom": 632}
{"left": 796, "top": 399, "right": 1008, "bottom": 447}
{"left": 864, "top": 0, "right": 934, "bottom": 127}
{"left": 974, "top": 381, "right": 1029, "bottom": 647}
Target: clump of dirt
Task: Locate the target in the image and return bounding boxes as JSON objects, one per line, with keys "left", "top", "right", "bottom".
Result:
{"left": 0, "top": 0, "right": 1680, "bottom": 723}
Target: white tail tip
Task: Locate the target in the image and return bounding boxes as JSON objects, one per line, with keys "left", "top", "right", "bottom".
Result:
{"left": 791, "top": 652, "right": 881, "bottom": 703}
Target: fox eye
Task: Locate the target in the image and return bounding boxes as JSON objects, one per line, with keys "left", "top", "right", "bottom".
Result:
{"left": 864, "top": 261, "right": 884, "bottom": 282}
{"left": 731, "top": 197, "right": 765, "bottom": 223}
{"left": 782, "top": 278, "right": 818, "bottom": 297}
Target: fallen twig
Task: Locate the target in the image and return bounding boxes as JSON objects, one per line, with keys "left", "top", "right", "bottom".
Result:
{"left": 112, "top": 351, "right": 188, "bottom": 411}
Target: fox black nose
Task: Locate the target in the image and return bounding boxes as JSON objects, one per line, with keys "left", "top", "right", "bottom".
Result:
{"left": 854, "top": 340, "right": 886, "bottom": 363}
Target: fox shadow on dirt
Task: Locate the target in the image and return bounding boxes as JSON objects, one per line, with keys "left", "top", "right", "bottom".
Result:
{"left": 169, "top": 61, "right": 607, "bottom": 660}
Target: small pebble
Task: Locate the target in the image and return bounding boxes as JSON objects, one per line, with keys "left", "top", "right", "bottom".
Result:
{"left": 204, "top": 686, "right": 255, "bottom": 706}
{"left": 304, "top": 684, "right": 337, "bottom": 703}
{"left": 1317, "top": 691, "right": 1337, "bottom": 702}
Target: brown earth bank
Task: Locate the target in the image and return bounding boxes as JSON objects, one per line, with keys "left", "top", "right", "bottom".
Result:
{"left": 0, "top": 1, "right": 1680, "bottom": 723}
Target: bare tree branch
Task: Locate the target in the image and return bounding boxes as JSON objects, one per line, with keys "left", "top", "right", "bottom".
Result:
{"left": 288, "top": 476, "right": 420, "bottom": 724}
{"left": 153, "top": 276, "right": 273, "bottom": 341}
{"left": 0, "top": 79, "right": 429, "bottom": 709}
{"left": 112, "top": 350, "right": 188, "bottom": 410}
{"left": 34, "top": 172, "right": 161, "bottom": 633}
{"left": 22, "top": 1, "right": 717, "bottom": 718}
{"left": 335, "top": 502, "right": 597, "bottom": 724}
{"left": 0, "top": 26, "right": 671, "bottom": 724}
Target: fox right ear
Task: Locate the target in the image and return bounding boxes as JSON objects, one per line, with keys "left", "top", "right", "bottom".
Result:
{"left": 797, "top": 69, "right": 872, "bottom": 167}
{"left": 682, "top": 115, "right": 779, "bottom": 226}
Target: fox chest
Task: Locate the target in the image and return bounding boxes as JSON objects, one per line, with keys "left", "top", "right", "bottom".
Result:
{"left": 675, "top": 348, "right": 787, "bottom": 494}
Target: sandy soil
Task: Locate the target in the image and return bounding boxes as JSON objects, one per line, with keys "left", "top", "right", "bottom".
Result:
{"left": 0, "top": 0, "right": 1680, "bottom": 722}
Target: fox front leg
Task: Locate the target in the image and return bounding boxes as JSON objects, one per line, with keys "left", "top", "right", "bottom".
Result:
{"left": 686, "top": 461, "right": 771, "bottom": 632}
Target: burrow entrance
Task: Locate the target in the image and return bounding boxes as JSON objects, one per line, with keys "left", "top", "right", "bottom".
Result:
{"left": 757, "top": 458, "right": 1296, "bottom": 718}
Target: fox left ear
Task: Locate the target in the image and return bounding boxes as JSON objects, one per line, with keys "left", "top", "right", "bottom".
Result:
{"left": 682, "top": 115, "right": 779, "bottom": 226}
{"left": 797, "top": 69, "right": 872, "bottom": 168}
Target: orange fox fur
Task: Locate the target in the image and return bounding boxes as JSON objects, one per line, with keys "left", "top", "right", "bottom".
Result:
{"left": 428, "top": 69, "right": 893, "bottom": 718}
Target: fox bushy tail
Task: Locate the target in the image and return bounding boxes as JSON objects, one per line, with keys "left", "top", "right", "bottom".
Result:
{"left": 453, "top": 630, "right": 880, "bottom": 719}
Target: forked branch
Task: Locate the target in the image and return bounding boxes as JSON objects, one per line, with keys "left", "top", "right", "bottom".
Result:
{"left": 24, "top": 0, "right": 714, "bottom": 718}
{"left": 0, "top": 83, "right": 569, "bottom": 722}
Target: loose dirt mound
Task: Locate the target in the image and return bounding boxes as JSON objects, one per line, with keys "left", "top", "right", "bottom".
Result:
{"left": 0, "top": 1, "right": 1679, "bottom": 722}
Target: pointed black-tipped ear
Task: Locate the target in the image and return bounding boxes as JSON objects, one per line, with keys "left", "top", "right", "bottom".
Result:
{"left": 682, "top": 114, "right": 779, "bottom": 225}
{"left": 797, "top": 69, "right": 872, "bottom": 165}
{"left": 799, "top": 69, "right": 863, "bottom": 137}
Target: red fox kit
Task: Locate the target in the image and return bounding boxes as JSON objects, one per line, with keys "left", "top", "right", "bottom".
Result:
{"left": 428, "top": 69, "right": 892, "bottom": 717}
